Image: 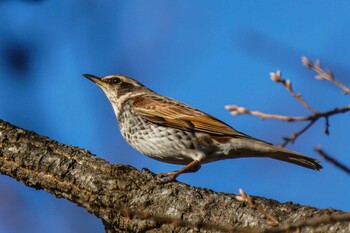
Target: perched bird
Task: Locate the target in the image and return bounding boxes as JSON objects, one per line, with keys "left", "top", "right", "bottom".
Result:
{"left": 83, "top": 74, "right": 322, "bottom": 182}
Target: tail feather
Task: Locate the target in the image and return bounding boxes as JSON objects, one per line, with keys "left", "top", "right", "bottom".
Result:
{"left": 269, "top": 147, "right": 322, "bottom": 170}
{"left": 226, "top": 138, "right": 322, "bottom": 170}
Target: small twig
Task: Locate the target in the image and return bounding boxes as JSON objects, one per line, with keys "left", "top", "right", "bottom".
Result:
{"left": 270, "top": 71, "right": 317, "bottom": 113}
{"left": 225, "top": 105, "right": 308, "bottom": 121}
{"left": 324, "top": 116, "right": 330, "bottom": 135}
{"left": 226, "top": 67, "right": 350, "bottom": 147}
{"left": 225, "top": 105, "right": 350, "bottom": 147}
{"left": 302, "top": 57, "right": 350, "bottom": 94}
{"left": 281, "top": 120, "right": 316, "bottom": 147}
{"left": 225, "top": 105, "right": 350, "bottom": 122}
{"left": 315, "top": 146, "right": 350, "bottom": 175}
{"left": 236, "top": 188, "right": 280, "bottom": 227}
{"left": 227, "top": 57, "right": 349, "bottom": 146}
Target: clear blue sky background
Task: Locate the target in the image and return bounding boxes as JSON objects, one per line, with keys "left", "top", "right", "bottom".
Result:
{"left": 1, "top": 1, "right": 349, "bottom": 232}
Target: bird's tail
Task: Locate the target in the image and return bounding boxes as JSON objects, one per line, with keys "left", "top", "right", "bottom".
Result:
{"left": 225, "top": 138, "right": 322, "bottom": 170}
{"left": 267, "top": 146, "right": 322, "bottom": 170}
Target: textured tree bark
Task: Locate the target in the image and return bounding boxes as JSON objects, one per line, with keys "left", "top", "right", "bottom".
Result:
{"left": 0, "top": 119, "right": 348, "bottom": 233}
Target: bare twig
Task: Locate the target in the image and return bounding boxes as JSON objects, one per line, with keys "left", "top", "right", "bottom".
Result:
{"left": 225, "top": 105, "right": 350, "bottom": 122}
{"left": 302, "top": 56, "right": 350, "bottom": 94}
{"left": 225, "top": 104, "right": 350, "bottom": 146}
{"left": 315, "top": 146, "right": 350, "bottom": 175}
{"left": 225, "top": 105, "right": 307, "bottom": 121}
{"left": 281, "top": 120, "right": 316, "bottom": 147}
{"left": 270, "top": 71, "right": 317, "bottom": 113}
{"left": 236, "top": 189, "right": 280, "bottom": 227}
{"left": 226, "top": 58, "right": 350, "bottom": 146}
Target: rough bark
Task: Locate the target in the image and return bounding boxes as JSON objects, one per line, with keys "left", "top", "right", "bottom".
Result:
{"left": 0, "top": 119, "right": 349, "bottom": 233}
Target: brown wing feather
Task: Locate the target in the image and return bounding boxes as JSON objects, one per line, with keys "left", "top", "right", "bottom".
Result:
{"left": 132, "top": 95, "right": 252, "bottom": 138}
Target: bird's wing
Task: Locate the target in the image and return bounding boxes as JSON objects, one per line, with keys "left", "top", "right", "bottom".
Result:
{"left": 132, "top": 95, "right": 252, "bottom": 138}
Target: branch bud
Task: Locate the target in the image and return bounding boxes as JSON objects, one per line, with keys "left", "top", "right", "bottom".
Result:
{"left": 270, "top": 70, "right": 281, "bottom": 82}
{"left": 285, "top": 79, "right": 292, "bottom": 89}
{"left": 301, "top": 56, "right": 312, "bottom": 68}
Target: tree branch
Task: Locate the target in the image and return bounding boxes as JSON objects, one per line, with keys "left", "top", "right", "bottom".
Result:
{"left": 302, "top": 57, "right": 350, "bottom": 95}
{"left": 225, "top": 60, "right": 350, "bottom": 147}
{"left": 314, "top": 146, "right": 350, "bottom": 175}
{"left": 0, "top": 119, "right": 349, "bottom": 232}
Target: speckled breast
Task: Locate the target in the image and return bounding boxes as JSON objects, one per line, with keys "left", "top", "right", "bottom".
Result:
{"left": 117, "top": 101, "right": 196, "bottom": 164}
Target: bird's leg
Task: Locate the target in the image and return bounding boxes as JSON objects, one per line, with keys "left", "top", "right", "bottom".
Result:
{"left": 157, "top": 160, "right": 201, "bottom": 182}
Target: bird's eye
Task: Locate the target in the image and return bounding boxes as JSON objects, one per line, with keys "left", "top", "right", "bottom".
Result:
{"left": 105, "top": 77, "right": 121, "bottom": 84}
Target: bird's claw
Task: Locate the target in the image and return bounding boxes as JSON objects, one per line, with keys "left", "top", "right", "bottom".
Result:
{"left": 156, "top": 172, "right": 179, "bottom": 183}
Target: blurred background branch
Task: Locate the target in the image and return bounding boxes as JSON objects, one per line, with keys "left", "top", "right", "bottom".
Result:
{"left": 315, "top": 146, "right": 350, "bottom": 175}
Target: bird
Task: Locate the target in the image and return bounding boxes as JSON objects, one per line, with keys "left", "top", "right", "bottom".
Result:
{"left": 83, "top": 74, "right": 322, "bottom": 182}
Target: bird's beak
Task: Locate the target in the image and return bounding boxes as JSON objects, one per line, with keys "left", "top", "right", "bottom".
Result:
{"left": 83, "top": 74, "right": 104, "bottom": 86}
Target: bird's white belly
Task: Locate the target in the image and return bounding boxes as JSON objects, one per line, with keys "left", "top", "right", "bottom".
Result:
{"left": 119, "top": 116, "right": 197, "bottom": 164}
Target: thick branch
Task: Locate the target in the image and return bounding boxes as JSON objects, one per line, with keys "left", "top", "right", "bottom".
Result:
{"left": 0, "top": 119, "right": 349, "bottom": 232}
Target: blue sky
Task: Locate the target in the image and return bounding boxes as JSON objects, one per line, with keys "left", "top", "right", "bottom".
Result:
{"left": 1, "top": 1, "right": 349, "bottom": 232}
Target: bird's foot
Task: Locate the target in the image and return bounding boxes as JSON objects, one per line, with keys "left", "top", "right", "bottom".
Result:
{"left": 156, "top": 171, "right": 179, "bottom": 183}
{"left": 156, "top": 160, "right": 202, "bottom": 183}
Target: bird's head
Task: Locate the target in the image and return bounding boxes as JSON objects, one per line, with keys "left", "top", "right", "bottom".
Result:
{"left": 83, "top": 74, "right": 151, "bottom": 115}
{"left": 83, "top": 73, "right": 150, "bottom": 97}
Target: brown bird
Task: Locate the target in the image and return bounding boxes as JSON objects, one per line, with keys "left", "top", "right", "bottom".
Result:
{"left": 83, "top": 74, "right": 322, "bottom": 182}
